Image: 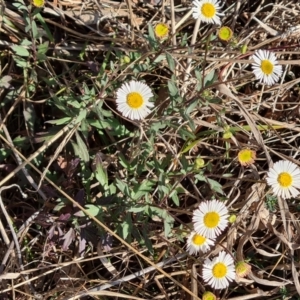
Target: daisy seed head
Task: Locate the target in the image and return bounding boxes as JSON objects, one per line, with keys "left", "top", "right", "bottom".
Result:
{"left": 235, "top": 261, "right": 251, "bottom": 278}
{"left": 154, "top": 23, "right": 169, "bottom": 39}
{"left": 186, "top": 231, "right": 215, "bottom": 255}
{"left": 251, "top": 49, "right": 283, "bottom": 86}
{"left": 218, "top": 26, "right": 233, "bottom": 42}
{"left": 116, "top": 80, "right": 154, "bottom": 120}
{"left": 192, "top": 0, "right": 224, "bottom": 25}
{"left": 203, "top": 251, "right": 236, "bottom": 289}
{"left": 266, "top": 160, "right": 300, "bottom": 199}
{"left": 32, "top": 0, "right": 45, "bottom": 7}
{"left": 192, "top": 199, "right": 229, "bottom": 239}
{"left": 237, "top": 149, "right": 256, "bottom": 167}
{"left": 202, "top": 291, "right": 217, "bottom": 300}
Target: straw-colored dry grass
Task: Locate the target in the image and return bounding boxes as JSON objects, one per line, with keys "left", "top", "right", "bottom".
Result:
{"left": 1, "top": 0, "right": 300, "bottom": 299}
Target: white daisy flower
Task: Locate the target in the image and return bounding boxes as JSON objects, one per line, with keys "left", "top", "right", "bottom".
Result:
{"left": 202, "top": 251, "right": 236, "bottom": 289}
{"left": 251, "top": 49, "right": 283, "bottom": 86}
{"left": 266, "top": 160, "right": 300, "bottom": 199}
{"left": 192, "top": 0, "right": 224, "bottom": 25}
{"left": 116, "top": 80, "right": 154, "bottom": 120}
{"left": 192, "top": 199, "right": 228, "bottom": 239}
{"left": 186, "top": 231, "right": 215, "bottom": 255}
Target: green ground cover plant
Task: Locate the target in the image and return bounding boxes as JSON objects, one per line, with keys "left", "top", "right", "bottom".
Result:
{"left": 0, "top": 0, "right": 300, "bottom": 299}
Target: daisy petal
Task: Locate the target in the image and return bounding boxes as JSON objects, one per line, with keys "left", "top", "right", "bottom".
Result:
{"left": 266, "top": 160, "right": 300, "bottom": 199}
{"left": 116, "top": 80, "right": 154, "bottom": 120}
{"left": 251, "top": 50, "right": 282, "bottom": 86}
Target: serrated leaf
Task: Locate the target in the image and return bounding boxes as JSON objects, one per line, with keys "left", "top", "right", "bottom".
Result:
{"left": 14, "top": 56, "right": 28, "bottom": 68}
{"left": 12, "top": 45, "right": 30, "bottom": 57}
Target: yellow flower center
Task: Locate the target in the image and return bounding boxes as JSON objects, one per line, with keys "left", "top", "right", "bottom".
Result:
{"left": 33, "top": 0, "right": 45, "bottom": 7}
{"left": 277, "top": 172, "right": 293, "bottom": 187}
{"left": 239, "top": 150, "right": 252, "bottom": 162}
{"left": 219, "top": 26, "right": 233, "bottom": 41}
{"left": 155, "top": 23, "right": 169, "bottom": 38}
{"left": 236, "top": 263, "right": 246, "bottom": 273}
{"left": 260, "top": 60, "right": 274, "bottom": 75}
{"left": 202, "top": 291, "right": 216, "bottom": 300}
{"left": 204, "top": 212, "right": 220, "bottom": 228}
{"left": 192, "top": 233, "right": 206, "bottom": 246}
{"left": 212, "top": 262, "right": 227, "bottom": 278}
{"left": 235, "top": 261, "right": 251, "bottom": 277}
{"left": 201, "top": 3, "right": 216, "bottom": 18}
{"left": 126, "top": 92, "right": 144, "bottom": 109}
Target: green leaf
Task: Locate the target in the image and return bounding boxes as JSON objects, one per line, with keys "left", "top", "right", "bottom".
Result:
{"left": 31, "top": 20, "right": 39, "bottom": 39}
{"left": 67, "top": 100, "right": 81, "bottom": 109}
{"left": 178, "top": 127, "right": 196, "bottom": 140}
{"left": 84, "top": 204, "right": 102, "bottom": 217}
{"left": 166, "top": 52, "right": 175, "bottom": 72}
{"left": 75, "top": 131, "right": 89, "bottom": 163}
{"left": 116, "top": 178, "right": 130, "bottom": 197}
{"left": 180, "top": 138, "right": 201, "bottom": 154}
{"left": 148, "top": 24, "right": 156, "bottom": 41}
{"left": 13, "top": 56, "right": 28, "bottom": 68}
{"left": 128, "top": 206, "right": 146, "bottom": 213}
{"left": 194, "top": 173, "right": 206, "bottom": 182}
{"left": 121, "top": 213, "right": 132, "bottom": 240}
{"left": 180, "top": 33, "right": 188, "bottom": 46}
{"left": 45, "top": 117, "right": 72, "bottom": 125}
{"left": 207, "top": 178, "right": 224, "bottom": 195}
{"left": 23, "top": 102, "right": 36, "bottom": 137}
{"left": 37, "top": 41, "right": 49, "bottom": 55}
{"left": 141, "top": 227, "right": 153, "bottom": 254}
{"left": 132, "top": 180, "right": 155, "bottom": 201}
{"left": 162, "top": 210, "right": 174, "bottom": 237}
{"left": 153, "top": 54, "right": 166, "bottom": 64}
{"left": 204, "top": 70, "right": 216, "bottom": 87}
{"left": 168, "top": 80, "right": 178, "bottom": 97}
{"left": 94, "top": 156, "right": 108, "bottom": 189}
{"left": 35, "top": 13, "right": 54, "bottom": 42}
{"left": 74, "top": 109, "right": 87, "bottom": 124}
{"left": 12, "top": 45, "right": 30, "bottom": 57}
{"left": 169, "top": 190, "right": 179, "bottom": 206}
{"left": 21, "top": 39, "right": 32, "bottom": 47}
{"left": 0, "top": 148, "right": 12, "bottom": 162}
